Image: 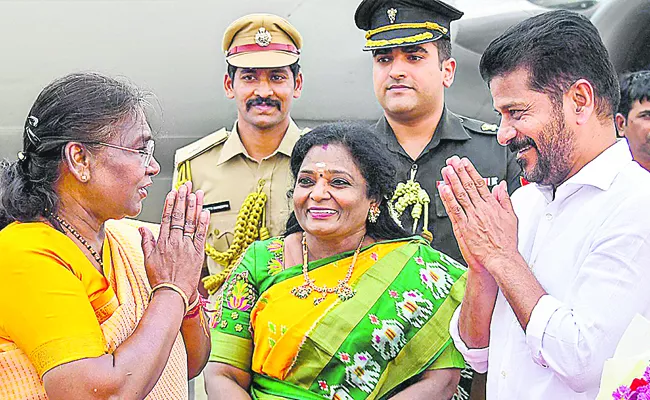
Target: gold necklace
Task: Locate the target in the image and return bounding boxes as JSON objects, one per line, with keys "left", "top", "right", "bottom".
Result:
{"left": 52, "top": 215, "right": 104, "bottom": 269}
{"left": 291, "top": 231, "right": 364, "bottom": 306}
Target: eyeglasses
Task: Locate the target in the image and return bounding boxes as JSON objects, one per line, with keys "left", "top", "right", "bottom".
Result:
{"left": 93, "top": 140, "right": 155, "bottom": 167}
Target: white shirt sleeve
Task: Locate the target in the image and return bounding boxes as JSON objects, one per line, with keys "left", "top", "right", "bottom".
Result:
{"left": 524, "top": 199, "right": 650, "bottom": 393}
{"left": 449, "top": 305, "right": 489, "bottom": 373}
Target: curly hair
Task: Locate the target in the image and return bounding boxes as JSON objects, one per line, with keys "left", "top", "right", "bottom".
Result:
{"left": 0, "top": 72, "right": 148, "bottom": 230}
{"left": 285, "top": 121, "right": 410, "bottom": 241}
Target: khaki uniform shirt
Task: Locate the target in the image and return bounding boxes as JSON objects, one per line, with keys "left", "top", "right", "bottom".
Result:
{"left": 173, "top": 120, "right": 303, "bottom": 275}
{"left": 374, "top": 108, "right": 523, "bottom": 264}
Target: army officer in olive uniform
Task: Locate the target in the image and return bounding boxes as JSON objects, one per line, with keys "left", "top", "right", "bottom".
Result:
{"left": 173, "top": 14, "right": 308, "bottom": 297}
{"left": 355, "top": 1, "right": 522, "bottom": 399}
{"left": 355, "top": 0, "right": 522, "bottom": 266}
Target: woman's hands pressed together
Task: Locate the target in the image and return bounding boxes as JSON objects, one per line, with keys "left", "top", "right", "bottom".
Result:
{"left": 140, "top": 181, "right": 210, "bottom": 304}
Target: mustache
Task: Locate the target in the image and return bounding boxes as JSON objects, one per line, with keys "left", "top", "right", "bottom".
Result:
{"left": 508, "top": 136, "right": 537, "bottom": 153}
{"left": 246, "top": 96, "right": 281, "bottom": 111}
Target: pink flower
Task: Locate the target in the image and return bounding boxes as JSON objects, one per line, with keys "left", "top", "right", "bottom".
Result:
{"left": 389, "top": 290, "right": 399, "bottom": 299}
{"left": 358, "top": 354, "right": 368, "bottom": 361}
{"left": 369, "top": 314, "right": 379, "bottom": 324}
{"left": 414, "top": 256, "right": 425, "bottom": 265}
{"left": 339, "top": 352, "right": 350, "bottom": 363}
{"left": 374, "top": 335, "right": 381, "bottom": 343}
{"left": 371, "top": 252, "right": 379, "bottom": 261}
{"left": 318, "top": 380, "right": 328, "bottom": 391}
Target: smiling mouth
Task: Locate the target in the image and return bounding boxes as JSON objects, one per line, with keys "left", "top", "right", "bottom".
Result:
{"left": 516, "top": 145, "right": 533, "bottom": 159}
{"left": 308, "top": 209, "right": 338, "bottom": 219}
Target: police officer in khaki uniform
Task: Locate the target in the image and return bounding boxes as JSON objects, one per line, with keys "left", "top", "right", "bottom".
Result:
{"left": 355, "top": 1, "right": 522, "bottom": 399}
{"left": 173, "top": 14, "right": 307, "bottom": 297}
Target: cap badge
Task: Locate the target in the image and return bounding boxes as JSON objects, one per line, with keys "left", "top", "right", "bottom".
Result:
{"left": 387, "top": 8, "right": 397, "bottom": 24}
{"left": 255, "top": 27, "right": 272, "bottom": 47}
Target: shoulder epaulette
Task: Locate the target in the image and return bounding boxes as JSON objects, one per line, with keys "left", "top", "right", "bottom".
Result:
{"left": 173, "top": 128, "right": 229, "bottom": 165}
{"left": 458, "top": 116, "right": 499, "bottom": 135}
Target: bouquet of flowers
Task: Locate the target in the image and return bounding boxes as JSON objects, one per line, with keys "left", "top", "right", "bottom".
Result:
{"left": 612, "top": 367, "right": 650, "bottom": 400}
{"left": 597, "top": 315, "right": 650, "bottom": 400}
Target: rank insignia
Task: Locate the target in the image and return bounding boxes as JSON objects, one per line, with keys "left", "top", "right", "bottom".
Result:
{"left": 255, "top": 27, "right": 272, "bottom": 47}
{"left": 387, "top": 8, "right": 397, "bottom": 24}
{"left": 481, "top": 123, "right": 498, "bottom": 132}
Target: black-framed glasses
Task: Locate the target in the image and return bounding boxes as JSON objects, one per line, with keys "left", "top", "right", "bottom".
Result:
{"left": 93, "top": 140, "right": 155, "bottom": 167}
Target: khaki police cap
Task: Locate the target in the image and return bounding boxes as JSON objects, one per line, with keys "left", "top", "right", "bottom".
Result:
{"left": 222, "top": 14, "right": 303, "bottom": 68}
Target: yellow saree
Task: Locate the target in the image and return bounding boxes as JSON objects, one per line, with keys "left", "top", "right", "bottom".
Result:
{"left": 0, "top": 219, "right": 188, "bottom": 399}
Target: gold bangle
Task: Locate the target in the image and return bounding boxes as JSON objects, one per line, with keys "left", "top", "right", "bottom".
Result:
{"left": 150, "top": 283, "right": 189, "bottom": 312}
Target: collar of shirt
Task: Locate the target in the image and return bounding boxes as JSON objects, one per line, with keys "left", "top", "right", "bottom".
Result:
{"left": 533, "top": 140, "right": 632, "bottom": 202}
{"left": 376, "top": 107, "right": 471, "bottom": 161}
{"left": 217, "top": 119, "right": 301, "bottom": 166}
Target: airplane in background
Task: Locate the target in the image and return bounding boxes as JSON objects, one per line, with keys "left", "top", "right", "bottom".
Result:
{"left": 0, "top": 0, "right": 648, "bottom": 222}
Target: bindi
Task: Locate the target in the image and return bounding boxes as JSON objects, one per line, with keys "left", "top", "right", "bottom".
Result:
{"left": 321, "top": 144, "right": 329, "bottom": 150}
{"left": 315, "top": 162, "right": 326, "bottom": 177}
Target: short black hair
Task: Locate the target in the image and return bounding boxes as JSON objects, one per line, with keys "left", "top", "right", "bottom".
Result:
{"left": 371, "top": 38, "right": 452, "bottom": 69}
{"left": 618, "top": 70, "right": 650, "bottom": 118}
{"left": 285, "top": 121, "right": 410, "bottom": 241}
{"left": 480, "top": 10, "right": 619, "bottom": 119}
{"left": 227, "top": 62, "right": 301, "bottom": 85}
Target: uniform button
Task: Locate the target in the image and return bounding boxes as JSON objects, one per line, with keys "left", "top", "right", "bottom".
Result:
{"left": 545, "top": 213, "right": 553, "bottom": 221}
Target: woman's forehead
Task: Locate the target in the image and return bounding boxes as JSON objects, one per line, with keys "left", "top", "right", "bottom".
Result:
{"left": 114, "top": 110, "right": 151, "bottom": 144}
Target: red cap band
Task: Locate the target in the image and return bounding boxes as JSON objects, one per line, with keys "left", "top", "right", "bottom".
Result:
{"left": 227, "top": 43, "right": 300, "bottom": 57}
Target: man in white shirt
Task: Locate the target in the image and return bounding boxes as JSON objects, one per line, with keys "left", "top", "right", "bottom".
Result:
{"left": 438, "top": 10, "right": 650, "bottom": 399}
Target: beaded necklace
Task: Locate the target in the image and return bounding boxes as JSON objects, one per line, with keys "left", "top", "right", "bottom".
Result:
{"left": 52, "top": 215, "right": 104, "bottom": 269}
{"left": 291, "top": 231, "right": 364, "bottom": 306}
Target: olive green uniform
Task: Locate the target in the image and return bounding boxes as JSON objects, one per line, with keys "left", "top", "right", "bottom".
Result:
{"left": 374, "top": 108, "right": 522, "bottom": 264}
{"left": 172, "top": 120, "right": 305, "bottom": 277}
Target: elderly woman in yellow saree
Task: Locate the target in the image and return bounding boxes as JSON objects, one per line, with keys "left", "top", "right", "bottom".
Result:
{"left": 205, "top": 122, "right": 467, "bottom": 400}
{"left": 0, "top": 72, "right": 211, "bottom": 399}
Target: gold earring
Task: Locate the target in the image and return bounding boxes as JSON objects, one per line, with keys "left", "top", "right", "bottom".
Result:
{"left": 368, "top": 204, "right": 380, "bottom": 223}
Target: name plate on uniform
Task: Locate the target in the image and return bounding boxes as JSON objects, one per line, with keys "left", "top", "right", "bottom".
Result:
{"left": 204, "top": 201, "right": 231, "bottom": 214}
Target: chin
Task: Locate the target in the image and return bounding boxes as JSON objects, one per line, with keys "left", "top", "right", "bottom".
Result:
{"left": 303, "top": 224, "right": 339, "bottom": 238}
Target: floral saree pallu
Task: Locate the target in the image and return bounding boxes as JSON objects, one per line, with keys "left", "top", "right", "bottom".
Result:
{"left": 210, "top": 237, "right": 467, "bottom": 400}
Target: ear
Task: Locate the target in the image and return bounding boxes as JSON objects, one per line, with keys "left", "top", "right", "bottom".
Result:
{"left": 442, "top": 57, "right": 457, "bottom": 89}
{"left": 569, "top": 79, "right": 595, "bottom": 125}
{"left": 63, "top": 142, "right": 92, "bottom": 183}
{"left": 293, "top": 71, "right": 304, "bottom": 99}
{"left": 224, "top": 72, "right": 235, "bottom": 99}
{"left": 615, "top": 113, "right": 627, "bottom": 136}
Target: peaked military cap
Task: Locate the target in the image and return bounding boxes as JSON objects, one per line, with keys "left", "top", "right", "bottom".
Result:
{"left": 355, "top": 0, "right": 463, "bottom": 51}
{"left": 222, "top": 14, "right": 302, "bottom": 68}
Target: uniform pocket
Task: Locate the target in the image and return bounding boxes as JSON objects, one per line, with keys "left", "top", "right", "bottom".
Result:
{"left": 434, "top": 193, "right": 448, "bottom": 218}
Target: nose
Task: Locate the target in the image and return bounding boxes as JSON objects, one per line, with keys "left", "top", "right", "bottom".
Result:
{"left": 309, "top": 179, "right": 331, "bottom": 202}
{"left": 388, "top": 57, "right": 408, "bottom": 81}
{"left": 253, "top": 78, "right": 273, "bottom": 98}
{"left": 147, "top": 156, "right": 161, "bottom": 177}
{"left": 497, "top": 121, "right": 517, "bottom": 146}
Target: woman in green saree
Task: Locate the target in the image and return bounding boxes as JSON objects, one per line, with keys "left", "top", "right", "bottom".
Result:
{"left": 205, "top": 122, "right": 467, "bottom": 399}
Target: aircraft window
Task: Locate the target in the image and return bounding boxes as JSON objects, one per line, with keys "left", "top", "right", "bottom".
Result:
{"left": 527, "top": 0, "right": 599, "bottom": 10}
